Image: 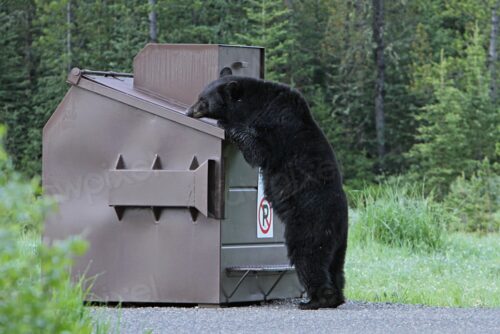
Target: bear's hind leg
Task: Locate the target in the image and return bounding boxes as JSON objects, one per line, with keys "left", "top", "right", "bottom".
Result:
{"left": 328, "top": 240, "right": 347, "bottom": 306}
{"left": 289, "top": 242, "right": 342, "bottom": 310}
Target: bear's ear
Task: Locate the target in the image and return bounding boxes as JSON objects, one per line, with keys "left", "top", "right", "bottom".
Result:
{"left": 224, "top": 81, "right": 243, "bottom": 101}
{"left": 219, "top": 67, "right": 233, "bottom": 77}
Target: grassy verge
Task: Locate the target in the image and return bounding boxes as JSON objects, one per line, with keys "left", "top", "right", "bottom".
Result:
{"left": 346, "top": 232, "right": 500, "bottom": 307}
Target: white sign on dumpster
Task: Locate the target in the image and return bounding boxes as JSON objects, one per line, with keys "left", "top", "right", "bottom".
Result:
{"left": 257, "top": 169, "right": 273, "bottom": 238}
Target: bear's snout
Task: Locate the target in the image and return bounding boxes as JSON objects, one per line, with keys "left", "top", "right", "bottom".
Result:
{"left": 186, "top": 101, "right": 207, "bottom": 119}
{"left": 186, "top": 106, "right": 194, "bottom": 117}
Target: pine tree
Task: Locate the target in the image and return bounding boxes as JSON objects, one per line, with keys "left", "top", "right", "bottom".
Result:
{"left": 72, "top": 0, "right": 149, "bottom": 72}
{"left": 372, "top": 0, "right": 386, "bottom": 167}
{"left": 0, "top": 1, "right": 35, "bottom": 173}
{"left": 408, "top": 26, "right": 499, "bottom": 196}
{"left": 286, "top": 0, "right": 330, "bottom": 95}
{"left": 319, "top": 0, "right": 376, "bottom": 183}
{"left": 27, "top": 0, "right": 70, "bottom": 176}
{"left": 235, "top": 0, "right": 293, "bottom": 82}
{"left": 488, "top": 1, "right": 499, "bottom": 102}
{"left": 157, "top": 0, "right": 246, "bottom": 44}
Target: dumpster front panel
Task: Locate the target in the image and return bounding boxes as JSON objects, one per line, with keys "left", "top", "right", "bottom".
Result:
{"left": 43, "top": 87, "right": 223, "bottom": 303}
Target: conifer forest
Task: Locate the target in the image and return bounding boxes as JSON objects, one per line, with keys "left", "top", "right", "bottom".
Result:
{"left": 1, "top": 0, "right": 499, "bottom": 230}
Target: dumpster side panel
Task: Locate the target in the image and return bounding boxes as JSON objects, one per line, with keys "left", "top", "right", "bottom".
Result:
{"left": 220, "top": 144, "right": 299, "bottom": 303}
{"left": 43, "top": 87, "right": 222, "bottom": 303}
{"left": 216, "top": 46, "right": 301, "bottom": 303}
{"left": 223, "top": 144, "right": 257, "bottom": 188}
{"left": 221, "top": 144, "right": 286, "bottom": 245}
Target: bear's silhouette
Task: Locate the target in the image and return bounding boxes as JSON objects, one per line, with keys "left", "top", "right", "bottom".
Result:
{"left": 188, "top": 70, "right": 348, "bottom": 310}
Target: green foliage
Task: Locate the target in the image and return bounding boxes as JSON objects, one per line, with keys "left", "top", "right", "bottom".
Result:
{"left": 72, "top": 0, "right": 149, "bottom": 71}
{"left": 444, "top": 159, "right": 500, "bottom": 233}
{"left": 0, "top": 127, "right": 103, "bottom": 333}
{"left": 235, "top": 0, "right": 292, "bottom": 82}
{"left": 408, "top": 26, "right": 499, "bottom": 197}
{"left": 158, "top": 0, "right": 246, "bottom": 44}
{"left": 286, "top": 1, "right": 329, "bottom": 94}
{"left": 312, "top": 91, "right": 376, "bottom": 185}
{"left": 0, "top": 1, "right": 35, "bottom": 175}
{"left": 347, "top": 180, "right": 500, "bottom": 306}
{"left": 317, "top": 0, "right": 377, "bottom": 183}
{"left": 350, "top": 181, "right": 448, "bottom": 251}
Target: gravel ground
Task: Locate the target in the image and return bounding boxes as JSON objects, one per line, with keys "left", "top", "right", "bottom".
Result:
{"left": 90, "top": 299, "right": 500, "bottom": 334}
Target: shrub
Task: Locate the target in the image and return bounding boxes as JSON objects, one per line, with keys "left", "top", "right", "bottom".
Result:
{"left": 0, "top": 126, "right": 102, "bottom": 333}
{"left": 444, "top": 159, "right": 500, "bottom": 233}
{"left": 350, "top": 181, "right": 448, "bottom": 251}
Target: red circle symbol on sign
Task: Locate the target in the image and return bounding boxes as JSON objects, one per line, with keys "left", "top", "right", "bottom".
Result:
{"left": 258, "top": 197, "right": 273, "bottom": 234}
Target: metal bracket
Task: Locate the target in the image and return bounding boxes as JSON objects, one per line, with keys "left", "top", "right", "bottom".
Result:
{"left": 108, "top": 154, "right": 213, "bottom": 222}
{"left": 67, "top": 67, "right": 134, "bottom": 86}
{"left": 67, "top": 67, "right": 83, "bottom": 85}
{"left": 222, "top": 264, "right": 296, "bottom": 303}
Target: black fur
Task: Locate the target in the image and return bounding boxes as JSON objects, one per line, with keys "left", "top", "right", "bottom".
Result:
{"left": 187, "top": 75, "right": 348, "bottom": 310}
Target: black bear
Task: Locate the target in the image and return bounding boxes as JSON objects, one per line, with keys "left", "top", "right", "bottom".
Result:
{"left": 187, "top": 69, "right": 348, "bottom": 310}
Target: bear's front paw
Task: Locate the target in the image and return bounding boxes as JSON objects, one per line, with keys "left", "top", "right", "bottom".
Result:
{"left": 225, "top": 126, "right": 244, "bottom": 141}
{"left": 225, "top": 127, "right": 236, "bottom": 136}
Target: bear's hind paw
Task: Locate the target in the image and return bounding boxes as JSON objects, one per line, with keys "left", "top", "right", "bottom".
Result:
{"left": 298, "top": 297, "right": 345, "bottom": 310}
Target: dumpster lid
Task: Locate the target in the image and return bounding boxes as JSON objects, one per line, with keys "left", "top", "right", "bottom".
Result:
{"left": 67, "top": 68, "right": 224, "bottom": 139}
{"left": 132, "top": 43, "right": 264, "bottom": 106}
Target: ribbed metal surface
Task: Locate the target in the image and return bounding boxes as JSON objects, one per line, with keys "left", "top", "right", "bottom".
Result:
{"left": 226, "top": 264, "right": 295, "bottom": 272}
{"left": 133, "top": 44, "right": 220, "bottom": 106}
{"left": 133, "top": 44, "right": 264, "bottom": 107}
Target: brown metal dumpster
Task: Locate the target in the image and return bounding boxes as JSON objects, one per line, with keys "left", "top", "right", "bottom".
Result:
{"left": 43, "top": 44, "right": 303, "bottom": 305}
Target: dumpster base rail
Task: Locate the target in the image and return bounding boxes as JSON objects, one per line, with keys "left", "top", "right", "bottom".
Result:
{"left": 223, "top": 264, "right": 296, "bottom": 303}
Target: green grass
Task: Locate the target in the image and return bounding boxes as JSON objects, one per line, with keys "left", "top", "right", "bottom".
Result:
{"left": 346, "top": 232, "right": 500, "bottom": 307}
{"left": 348, "top": 181, "right": 448, "bottom": 251}
{"left": 345, "top": 180, "right": 499, "bottom": 307}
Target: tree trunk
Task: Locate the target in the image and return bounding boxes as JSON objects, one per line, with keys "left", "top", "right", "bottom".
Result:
{"left": 149, "top": 0, "right": 158, "bottom": 43}
{"left": 66, "top": 0, "right": 72, "bottom": 73}
{"left": 372, "top": 0, "right": 386, "bottom": 169}
{"left": 26, "top": 0, "right": 35, "bottom": 82}
{"left": 489, "top": 1, "right": 499, "bottom": 102}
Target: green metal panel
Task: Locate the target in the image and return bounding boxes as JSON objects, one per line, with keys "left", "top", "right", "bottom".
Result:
{"left": 222, "top": 189, "right": 285, "bottom": 245}
{"left": 223, "top": 144, "right": 258, "bottom": 188}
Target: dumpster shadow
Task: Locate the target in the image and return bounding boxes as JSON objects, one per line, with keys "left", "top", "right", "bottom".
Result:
{"left": 86, "top": 299, "right": 301, "bottom": 309}
{"left": 85, "top": 301, "right": 199, "bottom": 309}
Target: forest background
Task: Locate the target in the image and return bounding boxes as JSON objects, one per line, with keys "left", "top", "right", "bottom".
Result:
{"left": 1, "top": 0, "right": 499, "bottom": 231}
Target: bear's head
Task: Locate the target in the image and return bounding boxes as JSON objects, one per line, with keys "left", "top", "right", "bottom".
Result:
{"left": 186, "top": 67, "right": 244, "bottom": 121}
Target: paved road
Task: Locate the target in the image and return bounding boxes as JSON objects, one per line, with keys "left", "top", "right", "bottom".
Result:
{"left": 91, "top": 299, "right": 500, "bottom": 334}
